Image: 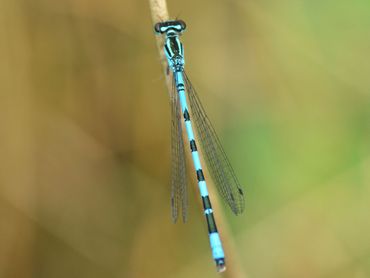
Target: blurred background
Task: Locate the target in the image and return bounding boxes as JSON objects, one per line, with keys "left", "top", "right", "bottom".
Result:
{"left": 0, "top": 0, "right": 369, "bottom": 277}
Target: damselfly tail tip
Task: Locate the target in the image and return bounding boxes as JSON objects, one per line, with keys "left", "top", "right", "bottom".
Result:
{"left": 216, "top": 259, "right": 226, "bottom": 273}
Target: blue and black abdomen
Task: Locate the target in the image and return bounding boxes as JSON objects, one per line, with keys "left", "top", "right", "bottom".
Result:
{"left": 154, "top": 19, "right": 244, "bottom": 272}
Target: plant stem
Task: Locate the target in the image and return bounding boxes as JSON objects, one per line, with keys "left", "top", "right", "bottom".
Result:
{"left": 148, "top": 0, "right": 171, "bottom": 94}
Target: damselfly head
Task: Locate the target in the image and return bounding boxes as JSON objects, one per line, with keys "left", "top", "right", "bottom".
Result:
{"left": 154, "top": 20, "right": 186, "bottom": 34}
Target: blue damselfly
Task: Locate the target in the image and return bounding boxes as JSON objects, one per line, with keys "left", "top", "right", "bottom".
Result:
{"left": 154, "top": 20, "right": 245, "bottom": 272}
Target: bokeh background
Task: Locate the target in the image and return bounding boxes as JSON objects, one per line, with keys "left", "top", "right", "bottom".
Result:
{"left": 1, "top": 0, "right": 369, "bottom": 277}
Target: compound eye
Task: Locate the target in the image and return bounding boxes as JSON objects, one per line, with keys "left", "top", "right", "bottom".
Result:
{"left": 154, "top": 22, "right": 162, "bottom": 33}
{"left": 178, "top": 20, "right": 186, "bottom": 31}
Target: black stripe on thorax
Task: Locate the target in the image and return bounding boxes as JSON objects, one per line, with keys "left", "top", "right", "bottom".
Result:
{"left": 164, "top": 44, "right": 171, "bottom": 56}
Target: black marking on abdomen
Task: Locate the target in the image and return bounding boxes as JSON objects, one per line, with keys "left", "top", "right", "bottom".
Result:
{"left": 176, "top": 83, "right": 185, "bottom": 90}
{"left": 190, "top": 140, "right": 197, "bottom": 152}
{"left": 183, "top": 109, "right": 190, "bottom": 121}
{"left": 196, "top": 169, "right": 205, "bottom": 181}
{"left": 205, "top": 212, "right": 218, "bottom": 233}
{"left": 215, "top": 258, "right": 225, "bottom": 267}
{"left": 202, "top": 196, "right": 212, "bottom": 209}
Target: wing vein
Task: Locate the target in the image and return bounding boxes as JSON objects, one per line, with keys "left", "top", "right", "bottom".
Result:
{"left": 170, "top": 76, "right": 188, "bottom": 222}
{"left": 184, "top": 72, "right": 245, "bottom": 215}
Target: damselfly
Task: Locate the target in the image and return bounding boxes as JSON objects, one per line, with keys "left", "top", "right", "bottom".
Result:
{"left": 154, "top": 20, "right": 245, "bottom": 272}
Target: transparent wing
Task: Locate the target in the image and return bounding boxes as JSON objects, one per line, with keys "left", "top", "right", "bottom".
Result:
{"left": 170, "top": 76, "right": 188, "bottom": 222}
{"left": 184, "top": 72, "right": 245, "bottom": 215}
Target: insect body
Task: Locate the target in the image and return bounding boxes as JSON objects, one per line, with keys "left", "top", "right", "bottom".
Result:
{"left": 154, "top": 20, "right": 245, "bottom": 272}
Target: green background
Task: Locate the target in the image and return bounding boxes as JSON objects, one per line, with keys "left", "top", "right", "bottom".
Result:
{"left": 0, "top": 0, "right": 369, "bottom": 277}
